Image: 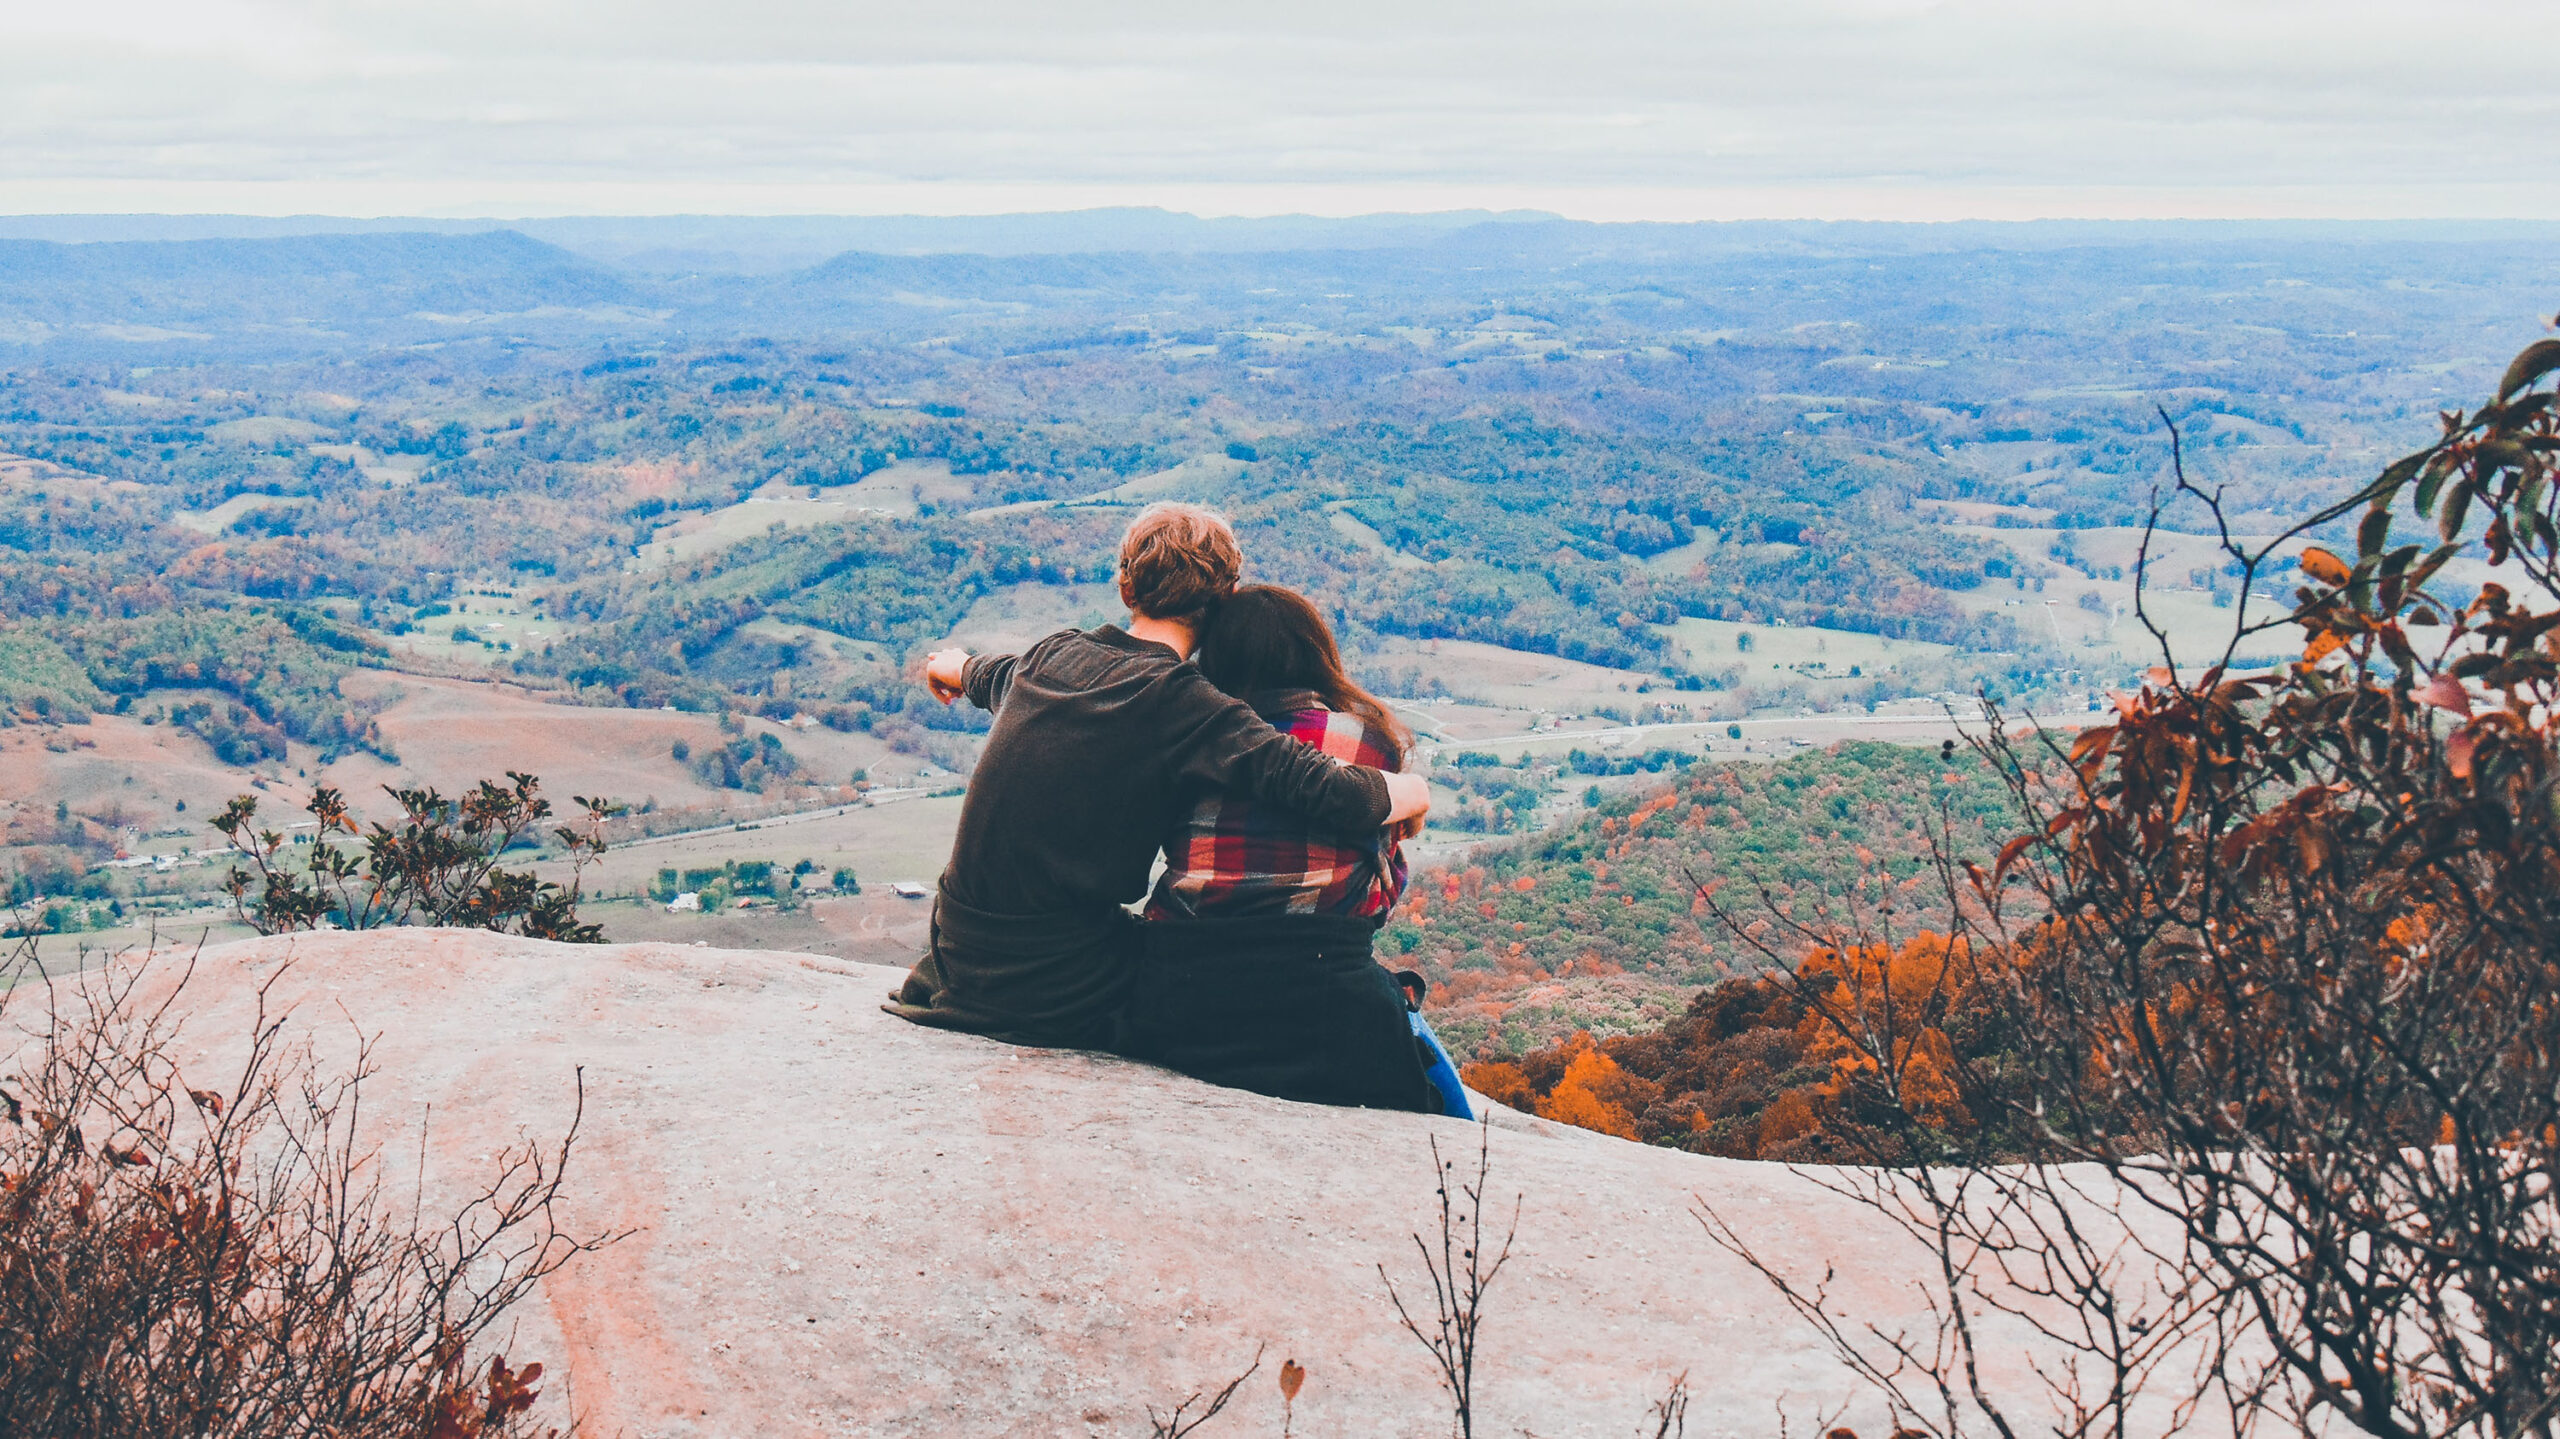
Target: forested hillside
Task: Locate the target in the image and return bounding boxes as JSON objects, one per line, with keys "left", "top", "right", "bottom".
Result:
{"left": 11, "top": 219, "right": 2552, "bottom": 736}
{"left": 3, "top": 216, "right": 2554, "bottom": 957}
{"left": 1390, "top": 740, "right": 2020, "bottom": 1056}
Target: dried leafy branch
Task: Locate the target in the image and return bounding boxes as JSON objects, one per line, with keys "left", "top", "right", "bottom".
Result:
{"left": 1697, "top": 320, "right": 2560, "bottom": 1437}
{"left": 0, "top": 933, "right": 617, "bottom": 1437}
{"left": 216, "top": 772, "right": 621, "bottom": 942}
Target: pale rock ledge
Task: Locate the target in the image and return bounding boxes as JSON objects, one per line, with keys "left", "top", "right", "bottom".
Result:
{"left": 95, "top": 928, "right": 2038, "bottom": 1437}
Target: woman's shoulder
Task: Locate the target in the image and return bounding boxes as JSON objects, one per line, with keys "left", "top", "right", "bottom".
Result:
{"left": 1243, "top": 686, "right": 1326, "bottom": 722}
{"left": 1254, "top": 694, "right": 1399, "bottom": 768}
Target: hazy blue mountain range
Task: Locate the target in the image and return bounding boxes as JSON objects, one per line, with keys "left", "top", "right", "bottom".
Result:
{"left": 0, "top": 219, "right": 2553, "bottom": 420}
{"left": 7, "top": 211, "right": 2559, "bottom": 265}
{"left": 0, "top": 231, "right": 639, "bottom": 340}
{"left": 0, "top": 210, "right": 1557, "bottom": 274}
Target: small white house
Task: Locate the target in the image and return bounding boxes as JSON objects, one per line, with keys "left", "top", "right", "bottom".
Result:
{"left": 668, "top": 892, "right": 701, "bottom": 912}
{"left": 890, "top": 882, "right": 930, "bottom": 900}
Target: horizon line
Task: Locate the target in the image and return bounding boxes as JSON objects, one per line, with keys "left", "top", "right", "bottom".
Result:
{"left": 10, "top": 207, "right": 2560, "bottom": 229}
{"left": 14, "top": 179, "right": 2560, "bottom": 226}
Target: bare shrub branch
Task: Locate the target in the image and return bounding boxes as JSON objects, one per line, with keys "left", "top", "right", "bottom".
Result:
{"left": 1699, "top": 319, "right": 2560, "bottom": 1438}
{"left": 0, "top": 932, "right": 618, "bottom": 1437}
{"left": 1146, "top": 1344, "right": 1263, "bottom": 1438}
{"left": 1379, "top": 1122, "right": 1518, "bottom": 1439}
{"left": 1642, "top": 1369, "right": 1690, "bottom": 1439}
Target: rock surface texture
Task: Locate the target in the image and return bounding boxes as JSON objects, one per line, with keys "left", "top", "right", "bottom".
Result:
{"left": 96, "top": 929, "right": 2048, "bottom": 1438}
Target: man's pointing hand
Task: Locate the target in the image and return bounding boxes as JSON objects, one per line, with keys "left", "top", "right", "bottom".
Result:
{"left": 924, "top": 648, "right": 970, "bottom": 704}
{"left": 1381, "top": 770, "right": 1431, "bottom": 826}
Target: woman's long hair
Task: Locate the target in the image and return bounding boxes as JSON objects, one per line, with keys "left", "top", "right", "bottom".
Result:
{"left": 1195, "top": 585, "right": 1408, "bottom": 768}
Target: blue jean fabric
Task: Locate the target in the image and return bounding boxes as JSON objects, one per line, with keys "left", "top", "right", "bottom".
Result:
{"left": 1407, "top": 1009, "right": 1475, "bottom": 1120}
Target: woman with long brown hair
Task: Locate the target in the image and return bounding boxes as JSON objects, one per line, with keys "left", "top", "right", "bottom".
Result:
{"left": 1124, "top": 584, "right": 1470, "bottom": 1116}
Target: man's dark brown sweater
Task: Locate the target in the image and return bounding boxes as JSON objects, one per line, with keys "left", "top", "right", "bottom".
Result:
{"left": 886, "top": 625, "right": 1391, "bottom": 1048}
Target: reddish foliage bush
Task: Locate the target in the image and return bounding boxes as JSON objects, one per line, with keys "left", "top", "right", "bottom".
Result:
{"left": 0, "top": 942, "right": 609, "bottom": 1438}
{"left": 1464, "top": 933, "right": 2027, "bottom": 1162}
{"left": 1690, "top": 327, "right": 2560, "bottom": 1437}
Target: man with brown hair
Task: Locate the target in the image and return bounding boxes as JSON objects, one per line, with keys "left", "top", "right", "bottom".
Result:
{"left": 888, "top": 502, "right": 1430, "bottom": 1048}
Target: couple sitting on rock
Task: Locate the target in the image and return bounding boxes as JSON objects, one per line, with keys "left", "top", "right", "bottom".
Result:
{"left": 888, "top": 502, "right": 1472, "bottom": 1118}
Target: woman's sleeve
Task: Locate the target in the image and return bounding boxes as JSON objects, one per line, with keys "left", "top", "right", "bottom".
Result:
{"left": 1162, "top": 674, "right": 1390, "bottom": 831}
{"left": 961, "top": 652, "right": 1021, "bottom": 712}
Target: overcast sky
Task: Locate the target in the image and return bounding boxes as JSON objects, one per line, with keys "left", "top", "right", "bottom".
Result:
{"left": 7, "top": 0, "right": 2557, "bottom": 219}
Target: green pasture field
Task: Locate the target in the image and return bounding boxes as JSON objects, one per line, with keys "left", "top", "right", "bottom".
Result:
{"left": 171, "top": 492, "right": 314, "bottom": 535}
{"left": 964, "top": 451, "right": 1243, "bottom": 519}
{"left": 373, "top": 589, "right": 564, "bottom": 670}
{"left": 546, "top": 792, "right": 965, "bottom": 904}
{"left": 1949, "top": 523, "right": 2309, "bottom": 672}
{"left": 632, "top": 460, "right": 981, "bottom": 566}
{"left": 1653, "top": 615, "right": 1956, "bottom": 679}
{"left": 1325, "top": 503, "right": 1431, "bottom": 569}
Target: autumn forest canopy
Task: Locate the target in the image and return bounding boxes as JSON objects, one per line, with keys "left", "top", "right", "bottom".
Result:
{"left": 6, "top": 218, "right": 2556, "bottom": 949}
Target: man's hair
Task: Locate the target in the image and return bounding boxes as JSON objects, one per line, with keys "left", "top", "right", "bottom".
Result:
{"left": 1117, "top": 502, "right": 1241, "bottom": 624}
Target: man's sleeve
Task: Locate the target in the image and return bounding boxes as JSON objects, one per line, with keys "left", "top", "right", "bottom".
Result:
{"left": 961, "top": 652, "right": 1020, "bottom": 713}
{"left": 1162, "top": 671, "right": 1390, "bottom": 831}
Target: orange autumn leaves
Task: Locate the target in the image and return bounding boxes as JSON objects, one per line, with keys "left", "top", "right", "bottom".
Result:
{"left": 1462, "top": 933, "right": 2000, "bottom": 1160}
{"left": 1476, "top": 910, "right": 2468, "bottom": 1158}
{"left": 1466, "top": 1033, "right": 1657, "bottom": 1141}
{"left": 1792, "top": 936, "right": 1977, "bottom": 1133}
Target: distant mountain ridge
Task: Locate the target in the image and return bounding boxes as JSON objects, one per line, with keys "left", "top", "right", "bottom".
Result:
{"left": 0, "top": 209, "right": 1560, "bottom": 273}
{"left": 5, "top": 215, "right": 2560, "bottom": 358}
{"left": 11, "top": 210, "right": 2560, "bottom": 265}
{"left": 0, "top": 230, "right": 644, "bottom": 349}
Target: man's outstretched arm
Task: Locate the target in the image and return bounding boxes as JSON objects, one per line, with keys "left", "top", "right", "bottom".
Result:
{"left": 924, "top": 647, "right": 1019, "bottom": 712}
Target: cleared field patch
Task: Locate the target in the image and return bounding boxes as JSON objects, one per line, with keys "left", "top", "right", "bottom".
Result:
{"left": 636, "top": 495, "right": 864, "bottom": 565}
{"left": 560, "top": 792, "right": 963, "bottom": 903}
{"left": 732, "top": 616, "right": 904, "bottom": 686}
{"left": 552, "top": 792, "right": 961, "bottom": 964}
{"left": 1639, "top": 532, "right": 1717, "bottom": 575}
{"left": 1913, "top": 497, "right": 2055, "bottom": 526}
{"left": 333, "top": 669, "right": 929, "bottom": 806}
{"left": 834, "top": 459, "right": 979, "bottom": 515}
{"left": 372, "top": 590, "right": 571, "bottom": 670}
{"left": 945, "top": 580, "right": 1119, "bottom": 655}
{"left": 307, "top": 443, "right": 429, "bottom": 487}
{"left": 1076, "top": 452, "right": 1243, "bottom": 505}
{"left": 1656, "top": 616, "right": 1953, "bottom": 679}
{"left": 0, "top": 709, "right": 265, "bottom": 851}
{"left": 325, "top": 671, "right": 738, "bottom": 821}
{"left": 172, "top": 493, "right": 313, "bottom": 534}
{"left": 1326, "top": 505, "right": 1431, "bottom": 568}
{"left": 206, "top": 416, "right": 326, "bottom": 446}
{"left": 967, "top": 452, "right": 1243, "bottom": 520}
{"left": 576, "top": 896, "right": 917, "bottom": 964}
{"left": 1363, "top": 636, "right": 1669, "bottom": 715}
{"left": 1948, "top": 523, "right": 2307, "bottom": 669}
{"left": 0, "top": 453, "right": 119, "bottom": 488}
{"left": 633, "top": 461, "right": 981, "bottom": 565}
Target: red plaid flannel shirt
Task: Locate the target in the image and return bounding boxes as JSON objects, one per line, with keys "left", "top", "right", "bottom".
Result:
{"left": 1144, "top": 697, "right": 1410, "bottom": 922}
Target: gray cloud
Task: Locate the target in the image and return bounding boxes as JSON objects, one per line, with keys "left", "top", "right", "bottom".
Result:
{"left": 6, "top": 1, "right": 2555, "bottom": 216}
